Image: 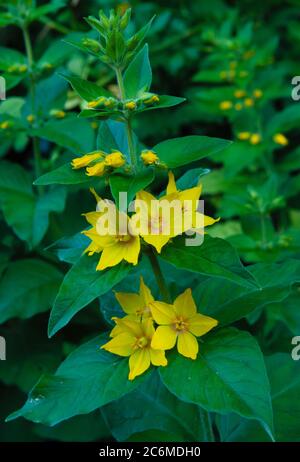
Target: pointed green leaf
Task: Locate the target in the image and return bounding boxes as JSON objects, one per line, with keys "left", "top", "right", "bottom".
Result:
{"left": 124, "top": 44, "right": 152, "bottom": 98}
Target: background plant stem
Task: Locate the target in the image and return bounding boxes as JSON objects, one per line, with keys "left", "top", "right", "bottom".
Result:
{"left": 22, "top": 24, "right": 43, "bottom": 194}
{"left": 147, "top": 249, "right": 172, "bottom": 303}
{"left": 115, "top": 66, "right": 137, "bottom": 169}
{"left": 199, "top": 409, "right": 215, "bottom": 442}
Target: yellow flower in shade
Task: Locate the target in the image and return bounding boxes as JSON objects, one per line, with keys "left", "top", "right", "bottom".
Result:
{"left": 234, "top": 89, "right": 246, "bottom": 98}
{"left": 253, "top": 89, "right": 263, "bottom": 99}
{"left": 26, "top": 114, "right": 35, "bottom": 123}
{"left": 124, "top": 100, "right": 136, "bottom": 110}
{"left": 104, "top": 151, "right": 125, "bottom": 168}
{"left": 219, "top": 70, "right": 227, "bottom": 80}
{"left": 244, "top": 98, "right": 254, "bottom": 107}
{"left": 234, "top": 102, "right": 243, "bottom": 111}
{"left": 0, "top": 121, "right": 10, "bottom": 129}
{"left": 113, "top": 277, "right": 154, "bottom": 327}
{"left": 150, "top": 288, "right": 218, "bottom": 360}
{"left": 140, "top": 150, "right": 159, "bottom": 165}
{"left": 239, "top": 70, "right": 249, "bottom": 78}
{"left": 219, "top": 100, "right": 232, "bottom": 110}
{"left": 273, "top": 133, "right": 288, "bottom": 146}
{"left": 50, "top": 109, "right": 66, "bottom": 119}
{"left": 237, "top": 131, "right": 251, "bottom": 140}
{"left": 249, "top": 133, "right": 261, "bottom": 145}
{"left": 18, "top": 64, "right": 27, "bottom": 73}
{"left": 82, "top": 190, "right": 140, "bottom": 270}
{"left": 132, "top": 172, "right": 219, "bottom": 253}
{"left": 71, "top": 151, "right": 104, "bottom": 169}
{"left": 101, "top": 318, "right": 167, "bottom": 380}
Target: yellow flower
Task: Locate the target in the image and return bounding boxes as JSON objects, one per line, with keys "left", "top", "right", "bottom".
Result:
{"left": 113, "top": 277, "right": 154, "bottom": 326}
{"left": 101, "top": 318, "right": 167, "bottom": 380}
{"left": 244, "top": 97, "right": 254, "bottom": 107}
{"left": 219, "top": 100, "right": 232, "bottom": 110}
{"left": 104, "top": 98, "right": 116, "bottom": 108}
{"left": 82, "top": 191, "right": 140, "bottom": 270}
{"left": 219, "top": 70, "right": 227, "bottom": 80}
{"left": 86, "top": 161, "right": 106, "bottom": 176}
{"left": 249, "top": 133, "right": 261, "bottom": 145}
{"left": 18, "top": 64, "right": 28, "bottom": 73}
{"left": 140, "top": 150, "right": 159, "bottom": 165}
{"left": 253, "top": 89, "right": 263, "bottom": 99}
{"left": 273, "top": 133, "right": 288, "bottom": 146}
{"left": 143, "top": 94, "right": 159, "bottom": 105}
{"left": 234, "top": 89, "right": 246, "bottom": 98}
{"left": 0, "top": 121, "right": 10, "bottom": 129}
{"left": 104, "top": 151, "right": 125, "bottom": 168}
{"left": 71, "top": 151, "right": 104, "bottom": 169}
{"left": 26, "top": 114, "right": 35, "bottom": 123}
{"left": 237, "top": 131, "right": 251, "bottom": 140}
{"left": 234, "top": 102, "right": 243, "bottom": 111}
{"left": 124, "top": 100, "right": 136, "bottom": 110}
{"left": 87, "top": 97, "right": 106, "bottom": 108}
{"left": 150, "top": 288, "right": 218, "bottom": 360}
{"left": 239, "top": 70, "right": 249, "bottom": 78}
{"left": 132, "top": 172, "right": 218, "bottom": 253}
{"left": 50, "top": 109, "right": 66, "bottom": 119}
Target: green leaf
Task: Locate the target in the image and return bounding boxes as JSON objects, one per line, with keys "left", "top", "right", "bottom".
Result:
{"left": 0, "top": 259, "right": 63, "bottom": 324}
{"left": 160, "top": 236, "right": 257, "bottom": 289}
{"left": 124, "top": 44, "right": 152, "bottom": 98}
{"left": 139, "top": 95, "right": 186, "bottom": 112}
{"left": 97, "top": 120, "right": 139, "bottom": 160}
{"left": 160, "top": 327, "right": 273, "bottom": 437}
{"left": 266, "top": 104, "right": 300, "bottom": 135}
{"left": 33, "top": 117, "right": 94, "bottom": 153}
{"left": 102, "top": 372, "right": 206, "bottom": 442}
{"left": 217, "top": 353, "right": 300, "bottom": 442}
{"left": 61, "top": 74, "right": 110, "bottom": 101}
{"left": 34, "top": 162, "right": 97, "bottom": 186}
{"left": 109, "top": 168, "right": 154, "bottom": 207}
{"left": 193, "top": 259, "right": 300, "bottom": 326}
{"left": 7, "top": 335, "right": 147, "bottom": 426}
{"left": 48, "top": 255, "right": 132, "bottom": 337}
{"left": 153, "top": 135, "right": 232, "bottom": 168}
{"left": 0, "top": 162, "right": 66, "bottom": 246}
{"left": 176, "top": 167, "right": 211, "bottom": 190}
{"left": 46, "top": 233, "right": 89, "bottom": 264}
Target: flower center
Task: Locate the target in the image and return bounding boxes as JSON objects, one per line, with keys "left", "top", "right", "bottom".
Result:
{"left": 116, "top": 234, "right": 132, "bottom": 243}
{"left": 173, "top": 316, "right": 188, "bottom": 333}
{"left": 136, "top": 305, "right": 151, "bottom": 316}
{"left": 135, "top": 336, "right": 149, "bottom": 349}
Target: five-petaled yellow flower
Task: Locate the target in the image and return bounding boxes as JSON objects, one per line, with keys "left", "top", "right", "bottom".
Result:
{"left": 150, "top": 288, "right": 218, "bottom": 360}
{"left": 113, "top": 276, "right": 154, "bottom": 327}
{"left": 71, "top": 151, "right": 104, "bottom": 169}
{"left": 132, "top": 172, "right": 218, "bottom": 253}
{"left": 140, "top": 150, "right": 159, "bottom": 165}
{"left": 82, "top": 189, "right": 140, "bottom": 270}
{"left": 101, "top": 317, "right": 167, "bottom": 380}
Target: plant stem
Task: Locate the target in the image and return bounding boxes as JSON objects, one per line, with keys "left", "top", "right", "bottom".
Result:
{"left": 115, "top": 66, "right": 137, "bottom": 168}
{"left": 22, "top": 25, "right": 43, "bottom": 193}
{"left": 260, "top": 212, "right": 267, "bottom": 248}
{"left": 147, "top": 249, "right": 171, "bottom": 303}
{"left": 199, "top": 409, "right": 215, "bottom": 442}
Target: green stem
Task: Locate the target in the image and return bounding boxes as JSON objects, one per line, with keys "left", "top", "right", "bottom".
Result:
{"left": 147, "top": 249, "right": 171, "bottom": 303}
{"left": 22, "top": 25, "right": 43, "bottom": 193}
{"left": 260, "top": 212, "right": 267, "bottom": 248}
{"left": 199, "top": 409, "right": 215, "bottom": 442}
{"left": 115, "top": 66, "right": 137, "bottom": 168}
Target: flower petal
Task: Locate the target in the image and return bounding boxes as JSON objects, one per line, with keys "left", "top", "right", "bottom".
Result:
{"left": 151, "top": 325, "right": 177, "bottom": 350}
{"left": 150, "top": 348, "right": 168, "bottom": 367}
{"left": 177, "top": 331, "right": 198, "bottom": 359}
{"left": 113, "top": 316, "right": 144, "bottom": 338}
{"left": 149, "top": 301, "right": 175, "bottom": 324}
{"left": 123, "top": 236, "right": 140, "bottom": 265}
{"left": 128, "top": 348, "right": 151, "bottom": 380}
{"left": 96, "top": 243, "right": 125, "bottom": 270}
{"left": 115, "top": 292, "right": 143, "bottom": 316}
{"left": 174, "top": 288, "right": 197, "bottom": 318}
{"left": 189, "top": 313, "right": 218, "bottom": 337}
{"left": 166, "top": 171, "right": 177, "bottom": 195}
{"left": 101, "top": 332, "right": 135, "bottom": 357}
{"left": 139, "top": 276, "right": 154, "bottom": 305}
{"left": 142, "top": 233, "right": 170, "bottom": 253}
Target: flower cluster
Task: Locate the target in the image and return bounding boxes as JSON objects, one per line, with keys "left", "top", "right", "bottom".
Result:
{"left": 237, "top": 131, "right": 288, "bottom": 146}
{"left": 72, "top": 150, "right": 126, "bottom": 176}
{"left": 81, "top": 172, "right": 219, "bottom": 270}
{"left": 101, "top": 278, "right": 218, "bottom": 380}
{"left": 86, "top": 92, "right": 160, "bottom": 114}
{"left": 219, "top": 88, "right": 263, "bottom": 112}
